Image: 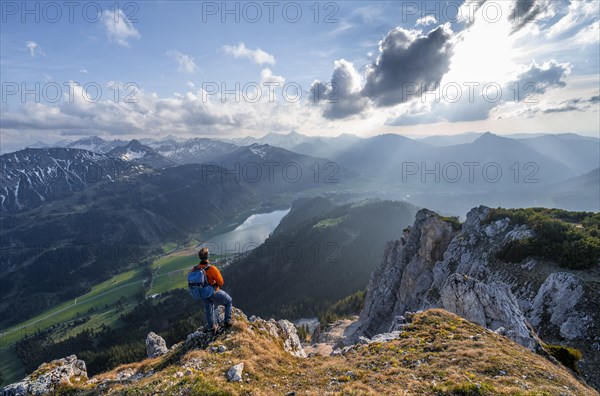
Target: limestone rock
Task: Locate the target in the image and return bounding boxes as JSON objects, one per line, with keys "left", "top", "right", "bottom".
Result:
{"left": 276, "top": 320, "right": 307, "bottom": 358}
{"left": 439, "top": 274, "right": 537, "bottom": 350}
{"left": 227, "top": 363, "right": 244, "bottom": 382}
{"left": 2, "top": 355, "right": 87, "bottom": 396}
{"left": 249, "top": 316, "right": 307, "bottom": 357}
{"left": 146, "top": 332, "right": 169, "bottom": 358}
{"left": 370, "top": 331, "right": 402, "bottom": 344}
{"left": 527, "top": 272, "right": 586, "bottom": 338}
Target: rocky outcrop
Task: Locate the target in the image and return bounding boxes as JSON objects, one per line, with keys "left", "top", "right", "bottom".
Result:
{"left": 527, "top": 272, "right": 591, "bottom": 341}
{"left": 358, "top": 209, "right": 457, "bottom": 336}
{"left": 439, "top": 274, "right": 538, "bottom": 350}
{"left": 2, "top": 355, "right": 87, "bottom": 396}
{"left": 249, "top": 316, "right": 307, "bottom": 358}
{"left": 146, "top": 332, "right": 169, "bottom": 358}
{"left": 356, "top": 206, "right": 600, "bottom": 388}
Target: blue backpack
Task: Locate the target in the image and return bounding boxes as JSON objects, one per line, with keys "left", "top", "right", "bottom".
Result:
{"left": 188, "top": 266, "right": 215, "bottom": 300}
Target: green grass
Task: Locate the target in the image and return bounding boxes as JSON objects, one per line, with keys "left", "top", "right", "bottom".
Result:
{"left": 161, "top": 242, "right": 178, "bottom": 254}
{"left": 0, "top": 268, "right": 147, "bottom": 348}
{"left": 437, "top": 215, "right": 462, "bottom": 231}
{"left": 545, "top": 344, "right": 583, "bottom": 375}
{"left": 0, "top": 345, "right": 26, "bottom": 386}
{"left": 313, "top": 216, "right": 347, "bottom": 229}
{"left": 0, "top": 249, "right": 225, "bottom": 351}
{"left": 150, "top": 255, "right": 198, "bottom": 295}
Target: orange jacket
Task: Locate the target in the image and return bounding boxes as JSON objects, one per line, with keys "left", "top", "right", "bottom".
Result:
{"left": 194, "top": 262, "right": 224, "bottom": 291}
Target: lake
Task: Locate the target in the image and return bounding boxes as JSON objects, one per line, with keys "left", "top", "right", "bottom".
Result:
{"left": 198, "top": 209, "right": 290, "bottom": 257}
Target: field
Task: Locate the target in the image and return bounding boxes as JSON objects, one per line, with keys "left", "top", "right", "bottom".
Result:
{"left": 0, "top": 266, "right": 146, "bottom": 348}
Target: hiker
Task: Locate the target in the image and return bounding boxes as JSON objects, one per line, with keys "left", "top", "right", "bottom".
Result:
{"left": 189, "top": 247, "right": 232, "bottom": 334}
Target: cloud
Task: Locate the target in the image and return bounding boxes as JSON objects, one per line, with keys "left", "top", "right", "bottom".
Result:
{"left": 385, "top": 58, "right": 572, "bottom": 127}
{"left": 574, "top": 20, "right": 600, "bottom": 45}
{"left": 416, "top": 15, "right": 437, "bottom": 26}
{"left": 260, "top": 68, "right": 285, "bottom": 85}
{"left": 311, "top": 59, "right": 371, "bottom": 119}
{"left": 222, "top": 43, "right": 275, "bottom": 65}
{"left": 547, "top": 0, "right": 599, "bottom": 39}
{"left": 79, "top": 68, "right": 88, "bottom": 74}
{"left": 517, "top": 96, "right": 600, "bottom": 117}
{"left": 101, "top": 8, "right": 140, "bottom": 47}
{"left": 312, "top": 24, "right": 454, "bottom": 120}
{"left": 512, "top": 60, "right": 570, "bottom": 101}
{"left": 0, "top": 80, "right": 311, "bottom": 143}
{"left": 167, "top": 50, "right": 198, "bottom": 74}
{"left": 362, "top": 24, "right": 454, "bottom": 108}
{"left": 25, "top": 41, "right": 46, "bottom": 57}
{"left": 509, "top": 0, "right": 555, "bottom": 33}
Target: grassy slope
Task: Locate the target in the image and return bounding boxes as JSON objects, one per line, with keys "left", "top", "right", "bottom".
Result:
{"left": 0, "top": 267, "right": 146, "bottom": 348}
{"left": 59, "top": 309, "right": 597, "bottom": 395}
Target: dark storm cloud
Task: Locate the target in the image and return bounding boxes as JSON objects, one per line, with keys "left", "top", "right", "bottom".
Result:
{"left": 510, "top": 0, "right": 546, "bottom": 32}
{"left": 361, "top": 25, "right": 454, "bottom": 107}
{"left": 313, "top": 24, "right": 454, "bottom": 120}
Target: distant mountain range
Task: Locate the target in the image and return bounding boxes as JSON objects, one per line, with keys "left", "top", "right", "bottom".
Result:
{"left": 4, "top": 131, "right": 598, "bottom": 214}
{"left": 154, "top": 138, "right": 238, "bottom": 165}
{"left": 0, "top": 148, "right": 146, "bottom": 213}
{"left": 19, "top": 132, "right": 599, "bottom": 181}
{"left": 108, "top": 140, "right": 175, "bottom": 169}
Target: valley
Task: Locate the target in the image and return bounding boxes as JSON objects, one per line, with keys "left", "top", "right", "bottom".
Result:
{"left": 1, "top": 131, "right": 598, "bottom": 391}
{"left": 0, "top": 208, "right": 290, "bottom": 384}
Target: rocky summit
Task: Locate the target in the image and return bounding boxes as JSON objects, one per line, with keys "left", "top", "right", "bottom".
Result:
{"left": 356, "top": 206, "right": 600, "bottom": 389}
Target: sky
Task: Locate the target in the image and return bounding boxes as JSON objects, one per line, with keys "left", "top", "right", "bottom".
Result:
{"left": 0, "top": 0, "right": 599, "bottom": 151}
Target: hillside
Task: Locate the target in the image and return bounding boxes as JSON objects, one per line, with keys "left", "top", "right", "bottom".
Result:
{"left": 224, "top": 198, "right": 419, "bottom": 319}
{"left": 3, "top": 308, "right": 597, "bottom": 395}
{"left": 0, "top": 164, "right": 262, "bottom": 327}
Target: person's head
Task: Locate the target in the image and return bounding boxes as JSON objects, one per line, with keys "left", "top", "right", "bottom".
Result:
{"left": 198, "top": 247, "right": 210, "bottom": 263}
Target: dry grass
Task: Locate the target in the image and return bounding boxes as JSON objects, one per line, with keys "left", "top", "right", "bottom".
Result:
{"left": 68, "top": 309, "right": 597, "bottom": 395}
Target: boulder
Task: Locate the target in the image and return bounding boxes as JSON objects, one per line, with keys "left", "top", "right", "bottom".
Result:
{"left": 276, "top": 320, "right": 307, "bottom": 358}
{"left": 371, "top": 331, "right": 402, "bottom": 344}
{"left": 146, "top": 332, "right": 169, "bottom": 358}
{"left": 227, "top": 363, "right": 244, "bottom": 382}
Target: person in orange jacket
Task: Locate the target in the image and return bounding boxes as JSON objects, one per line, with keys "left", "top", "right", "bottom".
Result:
{"left": 193, "top": 247, "right": 232, "bottom": 334}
